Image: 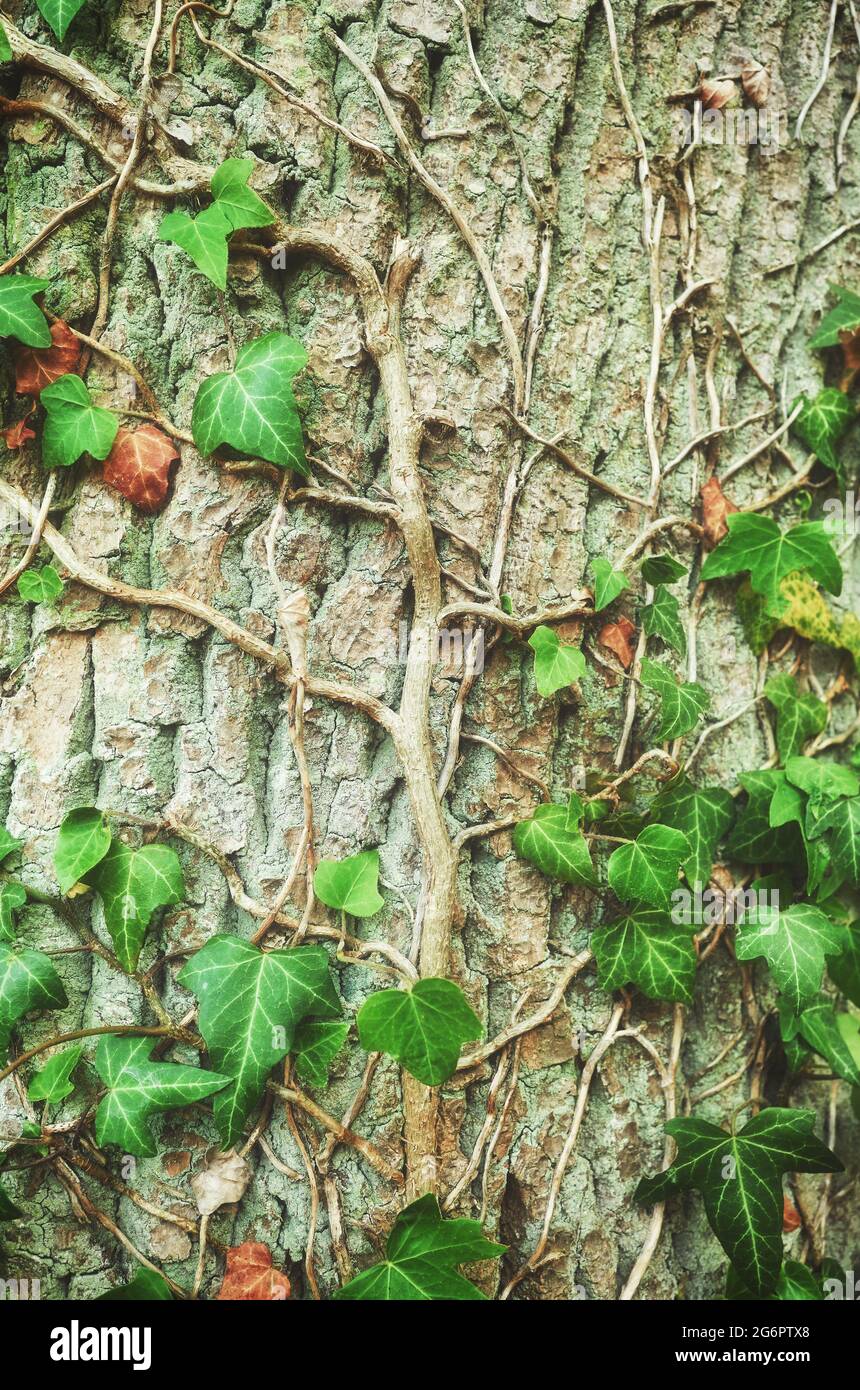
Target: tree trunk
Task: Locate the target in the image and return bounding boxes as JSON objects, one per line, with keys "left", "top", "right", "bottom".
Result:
{"left": 0, "top": 0, "right": 858, "bottom": 1300}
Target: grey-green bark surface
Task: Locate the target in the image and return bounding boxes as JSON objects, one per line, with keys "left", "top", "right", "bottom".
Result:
{"left": 0, "top": 0, "right": 858, "bottom": 1299}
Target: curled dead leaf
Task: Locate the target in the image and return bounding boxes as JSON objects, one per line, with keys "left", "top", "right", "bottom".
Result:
{"left": 839, "top": 328, "right": 860, "bottom": 373}
{"left": 2, "top": 408, "right": 36, "bottom": 448}
{"left": 741, "top": 60, "right": 771, "bottom": 109}
{"left": 279, "top": 587, "right": 309, "bottom": 677}
{"left": 782, "top": 1195, "right": 801, "bottom": 1234}
{"left": 700, "top": 78, "right": 739, "bottom": 111}
{"left": 103, "top": 424, "right": 179, "bottom": 513}
{"left": 191, "top": 1147, "right": 251, "bottom": 1217}
{"left": 216, "top": 1241, "right": 290, "bottom": 1300}
{"left": 598, "top": 615, "right": 637, "bottom": 670}
{"left": 15, "top": 320, "right": 80, "bottom": 396}
{"left": 701, "top": 476, "right": 738, "bottom": 549}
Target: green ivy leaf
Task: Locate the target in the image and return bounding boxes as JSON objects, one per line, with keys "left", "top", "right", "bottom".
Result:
{"left": 94, "top": 1034, "right": 230, "bottom": 1157}
{"left": 27, "top": 1044, "right": 84, "bottom": 1103}
{"left": 635, "top": 1108, "right": 842, "bottom": 1297}
{"left": 16, "top": 565, "right": 64, "bottom": 605}
{"left": 700, "top": 514, "right": 842, "bottom": 616}
{"left": 512, "top": 797, "right": 597, "bottom": 885}
{"left": 779, "top": 998, "right": 814, "bottom": 1073}
{"left": 734, "top": 901, "right": 850, "bottom": 1012}
{"left": 313, "top": 849, "right": 383, "bottom": 918}
{"left": 40, "top": 374, "right": 119, "bottom": 469}
{"left": 0, "top": 22, "right": 12, "bottom": 63}
{"left": 811, "top": 795, "right": 860, "bottom": 887}
{"left": 0, "top": 944, "right": 67, "bottom": 1060}
{"left": 649, "top": 778, "right": 734, "bottom": 889}
{"left": 158, "top": 205, "right": 233, "bottom": 291}
{"left": 592, "top": 907, "right": 696, "bottom": 1003}
{"left": 0, "top": 881, "right": 26, "bottom": 940}
{"left": 292, "top": 1018, "right": 349, "bottom": 1088}
{"left": 763, "top": 674, "right": 827, "bottom": 763}
{"left": 768, "top": 771, "right": 806, "bottom": 828}
{"left": 528, "top": 624, "right": 586, "bottom": 697}
{"left": 827, "top": 919, "right": 860, "bottom": 1005}
{"left": 785, "top": 755, "right": 858, "bottom": 800}
{"left": 191, "top": 332, "right": 308, "bottom": 474}
{"left": 159, "top": 160, "right": 274, "bottom": 290}
{"left": 642, "top": 585, "right": 686, "bottom": 655}
{"left": 0, "top": 829, "right": 22, "bottom": 864}
{"left": 357, "top": 978, "right": 482, "bottom": 1086}
{"left": 95, "top": 1267, "right": 174, "bottom": 1301}
{"left": 178, "top": 935, "right": 340, "bottom": 1146}
{"left": 85, "top": 841, "right": 185, "bottom": 973}
{"left": 809, "top": 284, "right": 860, "bottom": 349}
{"left": 591, "top": 557, "right": 629, "bottom": 611}
{"left": 333, "top": 1194, "right": 505, "bottom": 1301}
{"left": 791, "top": 388, "right": 855, "bottom": 489}
{"left": 36, "top": 0, "right": 88, "bottom": 41}
{"left": 641, "top": 553, "right": 686, "bottom": 585}
{"left": 607, "top": 823, "right": 691, "bottom": 909}
{"left": 0, "top": 274, "right": 51, "bottom": 347}
{"left": 794, "top": 1000, "right": 860, "bottom": 1085}
{"left": 726, "top": 1259, "right": 822, "bottom": 1301}
{"left": 726, "top": 771, "right": 803, "bottom": 864}
{"left": 209, "top": 158, "right": 275, "bottom": 233}
{"left": 640, "top": 658, "right": 709, "bottom": 741}
{"left": 54, "top": 808, "right": 111, "bottom": 893}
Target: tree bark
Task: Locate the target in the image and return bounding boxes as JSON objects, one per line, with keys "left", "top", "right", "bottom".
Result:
{"left": 0, "top": 0, "right": 858, "bottom": 1300}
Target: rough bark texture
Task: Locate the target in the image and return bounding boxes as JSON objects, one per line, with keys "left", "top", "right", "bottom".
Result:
{"left": 0, "top": 0, "right": 858, "bottom": 1300}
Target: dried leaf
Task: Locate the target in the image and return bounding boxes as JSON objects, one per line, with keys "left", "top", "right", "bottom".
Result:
{"left": 191, "top": 1147, "right": 251, "bottom": 1217}
{"left": 14, "top": 320, "right": 80, "bottom": 396}
{"left": 598, "top": 615, "right": 637, "bottom": 669}
{"left": 839, "top": 327, "right": 860, "bottom": 372}
{"left": 701, "top": 476, "right": 738, "bottom": 549}
{"left": 279, "top": 586, "right": 309, "bottom": 676}
{"left": 782, "top": 1195, "right": 801, "bottom": 1233}
{"left": 2, "top": 408, "right": 36, "bottom": 448}
{"left": 700, "top": 78, "right": 739, "bottom": 110}
{"left": 216, "top": 1241, "right": 290, "bottom": 1300}
{"left": 741, "top": 60, "right": 770, "bottom": 109}
{"left": 103, "top": 424, "right": 179, "bottom": 513}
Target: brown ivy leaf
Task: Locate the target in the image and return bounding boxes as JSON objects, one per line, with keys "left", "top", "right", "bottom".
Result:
{"left": 700, "top": 78, "right": 740, "bottom": 110}
{"left": 15, "top": 320, "right": 80, "bottom": 396}
{"left": 598, "top": 615, "right": 637, "bottom": 669}
{"left": 839, "top": 328, "right": 860, "bottom": 372}
{"left": 701, "top": 476, "right": 738, "bottom": 549}
{"left": 782, "top": 1196, "right": 801, "bottom": 1234}
{"left": 2, "top": 408, "right": 36, "bottom": 448}
{"left": 741, "top": 60, "right": 771, "bottom": 109}
{"left": 103, "top": 424, "right": 179, "bottom": 513}
{"left": 216, "top": 1242, "right": 291, "bottom": 1301}
{"left": 191, "top": 1147, "right": 251, "bottom": 1217}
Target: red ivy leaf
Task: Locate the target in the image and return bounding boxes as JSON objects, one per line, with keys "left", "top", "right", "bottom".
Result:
{"left": 2, "top": 408, "right": 36, "bottom": 448}
{"left": 701, "top": 476, "right": 738, "bottom": 549}
{"left": 216, "top": 1242, "right": 290, "bottom": 1301}
{"left": 782, "top": 1196, "right": 802, "bottom": 1234}
{"left": 103, "top": 424, "right": 179, "bottom": 513}
{"left": 598, "top": 615, "right": 637, "bottom": 669}
{"left": 15, "top": 320, "right": 80, "bottom": 396}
